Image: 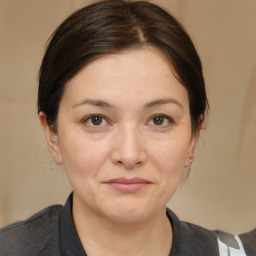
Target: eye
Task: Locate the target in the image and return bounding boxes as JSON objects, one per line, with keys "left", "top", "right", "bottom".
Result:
{"left": 148, "top": 114, "right": 174, "bottom": 127}
{"left": 83, "top": 115, "right": 108, "bottom": 127}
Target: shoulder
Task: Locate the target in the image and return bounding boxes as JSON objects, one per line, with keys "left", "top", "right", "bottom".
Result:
{"left": 167, "top": 208, "right": 247, "bottom": 256}
{"left": 0, "top": 204, "right": 63, "bottom": 256}
{"left": 167, "top": 208, "right": 220, "bottom": 255}
{"left": 239, "top": 228, "right": 256, "bottom": 256}
{"left": 180, "top": 220, "right": 220, "bottom": 254}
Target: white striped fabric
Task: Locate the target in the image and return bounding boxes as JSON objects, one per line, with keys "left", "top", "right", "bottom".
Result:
{"left": 218, "top": 235, "right": 247, "bottom": 256}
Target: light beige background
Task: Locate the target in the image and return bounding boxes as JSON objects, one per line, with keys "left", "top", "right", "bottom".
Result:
{"left": 0, "top": 0, "right": 255, "bottom": 234}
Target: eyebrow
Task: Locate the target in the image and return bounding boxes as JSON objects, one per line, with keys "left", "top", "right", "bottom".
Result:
{"left": 72, "top": 98, "right": 183, "bottom": 110}
{"left": 72, "top": 99, "right": 114, "bottom": 109}
{"left": 143, "top": 98, "right": 183, "bottom": 110}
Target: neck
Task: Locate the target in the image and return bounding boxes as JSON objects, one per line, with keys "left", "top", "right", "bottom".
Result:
{"left": 72, "top": 195, "right": 173, "bottom": 256}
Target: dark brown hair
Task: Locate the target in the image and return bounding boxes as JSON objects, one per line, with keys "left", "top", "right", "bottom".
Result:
{"left": 38, "top": 0, "right": 208, "bottom": 132}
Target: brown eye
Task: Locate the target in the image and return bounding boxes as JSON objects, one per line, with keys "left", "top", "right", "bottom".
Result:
{"left": 152, "top": 116, "right": 165, "bottom": 125}
{"left": 149, "top": 114, "right": 173, "bottom": 127}
{"left": 90, "top": 116, "right": 103, "bottom": 126}
{"left": 83, "top": 115, "right": 108, "bottom": 127}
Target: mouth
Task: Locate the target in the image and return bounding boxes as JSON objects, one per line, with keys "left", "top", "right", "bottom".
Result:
{"left": 103, "top": 177, "right": 152, "bottom": 193}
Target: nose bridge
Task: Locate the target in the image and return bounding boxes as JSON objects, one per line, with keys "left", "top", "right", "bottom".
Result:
{"left": 111, "top": 123, "right": 146, "bottom": 169}
{"left": 122, "top": 123, "right": 141, "bottom": 153}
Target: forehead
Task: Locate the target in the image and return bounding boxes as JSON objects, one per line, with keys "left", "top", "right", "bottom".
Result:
{"left": 62, "top": 47, "right": 189, "bottom": 108}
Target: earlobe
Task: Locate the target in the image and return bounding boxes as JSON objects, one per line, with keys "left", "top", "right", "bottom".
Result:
{"left": 184, "top": 114, "right": 204, "bottom": 168}
{"left": 38, "top": 112, "right": 63, "bottom": 165}
{"left": 184, "top": 152, "right": 194, "bottom": 168}
{"left": 184, "top": 137, "right": 197, "bottom": 168}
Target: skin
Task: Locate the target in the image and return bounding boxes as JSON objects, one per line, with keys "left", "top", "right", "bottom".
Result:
{"left": 39, "top": 47, "right": 201, "bottom": 256}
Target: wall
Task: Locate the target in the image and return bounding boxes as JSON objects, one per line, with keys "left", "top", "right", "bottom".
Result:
{"left": 0, "top": 0, "right": 255, "bottom": 234}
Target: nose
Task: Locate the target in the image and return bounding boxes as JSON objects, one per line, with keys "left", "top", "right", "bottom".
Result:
{"left": 110, "top": 125, "right": 147, "bottom": 170}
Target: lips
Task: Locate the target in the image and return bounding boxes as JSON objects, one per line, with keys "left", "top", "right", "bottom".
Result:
{"left": 103, "top": 177, "right": 152, "bottom": 193}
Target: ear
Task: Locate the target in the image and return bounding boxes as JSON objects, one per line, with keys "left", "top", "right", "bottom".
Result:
{"left": 39, "top": 112, "right": 63, "bottom": 165}
{"left": 184, "top": 114, "right": 204, "bottom": 168}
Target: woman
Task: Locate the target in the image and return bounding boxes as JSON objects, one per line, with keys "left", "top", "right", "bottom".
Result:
{"left": 0, "top": 1, "right": 250, "bottom": 255}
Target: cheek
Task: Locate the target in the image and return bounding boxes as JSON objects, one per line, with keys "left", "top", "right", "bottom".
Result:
{"left": 149, "top": 137, "right": 190, "bottom": 171}
{"left": 150, "top": 140, "right": 190, "bottom": 199}
{"left": 59, "top": 135, "right": 110, "bottom": 179}
{"left": 141, "top": 140, "right": 188, "bottom": 206}
{"left": 60, "top": 139, "right": 111, "bottom": 199}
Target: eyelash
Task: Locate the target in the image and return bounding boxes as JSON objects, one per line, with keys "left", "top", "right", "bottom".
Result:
{"left": 82, "top": 114, "right": 110, "bottom": 127}
{"left": 148, "top": 114, "right": 175, "bottom": 127}
{"left": 81, "top": 114, "right": 175, "bottom": 128}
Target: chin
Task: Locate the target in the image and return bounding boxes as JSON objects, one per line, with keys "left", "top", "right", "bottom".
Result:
{"left": 101, "top": 198, "right": 155, "bottom": 224}
{"left": 106, "top": 210, "right": 148, "bottom": 224}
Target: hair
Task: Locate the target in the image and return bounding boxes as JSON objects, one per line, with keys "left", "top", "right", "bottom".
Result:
{"left": 38, "top": 0, "right": 208, "bottom": 132}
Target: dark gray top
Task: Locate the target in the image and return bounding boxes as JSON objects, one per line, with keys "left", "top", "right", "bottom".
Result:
{"left": 0, "top": 193, "right": 249, "bottom": 256}
{"left": 239, "top": 228, "right": 256, "bottom": 256}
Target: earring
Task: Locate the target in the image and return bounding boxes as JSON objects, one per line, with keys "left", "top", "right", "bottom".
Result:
{"left": 188, "top": 159, "right": 192, "bottom": 164}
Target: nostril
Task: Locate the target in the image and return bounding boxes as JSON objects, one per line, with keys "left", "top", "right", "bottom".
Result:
{"left": 116, "top": 160, "right": 123, "bottom": 166}
{"left": 114, "top": 158, "right": 145, "bottom": 170}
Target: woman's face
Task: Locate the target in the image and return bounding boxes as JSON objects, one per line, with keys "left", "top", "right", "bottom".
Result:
{"left": 42, "top": 47, "right": 199, "bottom": 223}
